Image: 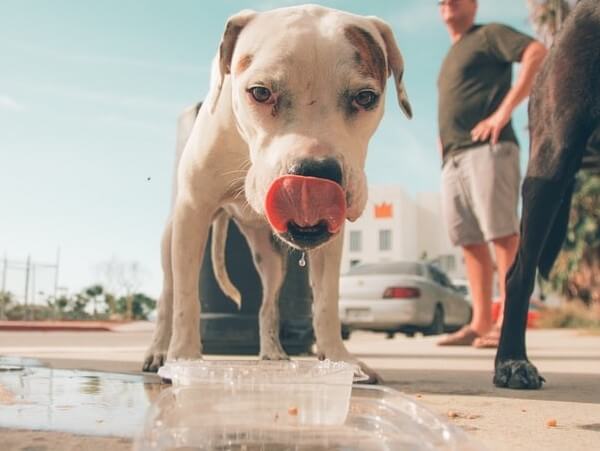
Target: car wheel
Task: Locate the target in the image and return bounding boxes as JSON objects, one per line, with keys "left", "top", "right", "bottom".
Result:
{"left": 466, "top": 305, "right": 473, "bottom": 323}
{"left": 424, "top": 304, "right": 444, "bottom": 336}
{"left": 341, "top": 325, "right": 351, "bottom": 340}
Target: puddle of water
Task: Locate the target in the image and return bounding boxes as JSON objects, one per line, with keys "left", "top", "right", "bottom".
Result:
{"left": 0, "top": 355, "right": 45, "bottom": 368}
{"left": 0, "top": 358, "right": 164, "bottom": 438}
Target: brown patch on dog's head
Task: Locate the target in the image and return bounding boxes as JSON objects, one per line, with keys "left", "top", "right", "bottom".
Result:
{"left": 344, "top": 25, "right": 387, "bottom": 89}
{"left": 235, "top": 54, "right": 253, "bottom": 75}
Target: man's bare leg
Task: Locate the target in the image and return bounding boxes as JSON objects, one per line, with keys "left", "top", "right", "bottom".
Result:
{"left": 463, "top": 242, "right": 494, "bottom": 335}
{"left": 438, "top": 241, "right": 494, "bottom": 345}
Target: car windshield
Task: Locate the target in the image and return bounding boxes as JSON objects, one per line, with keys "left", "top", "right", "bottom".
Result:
{"left": 346, "top": 262, "right": 423, "bottom": 276}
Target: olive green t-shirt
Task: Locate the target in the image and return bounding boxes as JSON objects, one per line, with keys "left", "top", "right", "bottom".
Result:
{"left": 437, "top": 23, "right": 533, "bottom": 159}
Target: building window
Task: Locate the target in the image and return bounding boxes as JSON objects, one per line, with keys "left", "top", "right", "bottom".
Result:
{"left": 350, "top": 259, "right": 361, "bottom": 267}
{"left": 349, "top": 231, "right": 362, "bottom": 252}
{"left": 379, "top": 229, "right": 392, "bottom": 251}
{"left": 444, "top": 254, "right": 456, "bottom": 272}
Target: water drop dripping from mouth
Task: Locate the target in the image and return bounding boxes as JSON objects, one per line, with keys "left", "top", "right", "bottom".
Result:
{"left": 298, "top": 252, "right": 306, "bottom": 267}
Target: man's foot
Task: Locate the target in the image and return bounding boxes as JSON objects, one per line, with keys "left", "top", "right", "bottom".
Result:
{"left": 473, "top": 324, "right": 501, "bottom": 348}
{"left": 437, "top": 325, "right": 480, "bottom": 346}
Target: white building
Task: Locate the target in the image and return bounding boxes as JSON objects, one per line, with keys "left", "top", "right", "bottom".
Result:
{"left": 341, "top": 185, "right": 465, "bottom": 279}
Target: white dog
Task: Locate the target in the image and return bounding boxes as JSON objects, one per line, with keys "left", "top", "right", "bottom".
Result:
{"left": 143, "top": 5, "right": 412, "bottom": 382}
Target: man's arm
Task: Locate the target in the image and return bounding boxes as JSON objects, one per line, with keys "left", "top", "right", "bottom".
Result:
{"left": 471, "top": 40, "right": 547, "bottom": 144}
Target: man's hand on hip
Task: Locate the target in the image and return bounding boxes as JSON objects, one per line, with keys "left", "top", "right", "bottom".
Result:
{"left": 470, "top": 40, "right": 547, "bottom": 146}
{"left": 471, "top": 107, "right": 511, "bottom": 145}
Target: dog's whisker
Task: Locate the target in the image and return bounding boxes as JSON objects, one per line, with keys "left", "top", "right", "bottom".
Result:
{"left": 232, "top": 186, "right": 247, "bottom": 200}
{"left": 225, "top": 177, "right": 247, "bottom": 195}
{"left": 220, "top": 168, "right": 249, "bottom": 177}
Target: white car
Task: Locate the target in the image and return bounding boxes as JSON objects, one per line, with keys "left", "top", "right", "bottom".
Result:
{"left": 339, "top": 262, "right": 472, "bottom": 339}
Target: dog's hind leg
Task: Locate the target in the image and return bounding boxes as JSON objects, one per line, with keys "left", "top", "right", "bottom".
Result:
{"left": 237, "top": 222, "right": 288, "bottom": 360}
{"left": 495, "top": 139, "right": 585, "bottom": 389}
{"left": 143, "top": 219, "right": 174, "bottom": 372}
{"left": 494, "top": 177, "right": 564, "bottom": 388}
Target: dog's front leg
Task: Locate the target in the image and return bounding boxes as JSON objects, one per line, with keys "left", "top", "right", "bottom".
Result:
{"left": 167, "top": 197, "right": 217, "bottom": 361}
{"left": 308, "top": 232, "right": 381, "bottom": 383}
{"left": 143, "top": 220, "right": 174, "bottom": 371}
{"left": 237, "top": 223, "right": 288, "bottom": 360}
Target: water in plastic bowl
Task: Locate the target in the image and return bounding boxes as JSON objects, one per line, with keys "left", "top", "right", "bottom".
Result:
{"left": 157, "top": 360, "right": 355, "bottom": 426}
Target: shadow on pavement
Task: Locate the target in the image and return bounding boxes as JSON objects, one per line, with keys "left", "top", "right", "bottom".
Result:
{"left": 353, "top": 352, "right": 600, "bottom": 361}
{"left": 381, "top": 369, "right": 600, "bottom": 404}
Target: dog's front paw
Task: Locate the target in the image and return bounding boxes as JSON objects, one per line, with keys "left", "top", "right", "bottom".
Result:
{"left": 142, "top": 347, "right": 168, "bottom": 373}
{"left": 355, "top": 360, "right": 383, "bottom": 385}
{"left": 318, "top": 351, "right": 382, "bottom": 385}
{"left": 166, "top": 341, "right": 202, "bottom": 363}
{"left": 260, "top": 342, "right": 289, "bottom": 361}
{"left": 494, "top": 359, "right": 545, "bottom": 389}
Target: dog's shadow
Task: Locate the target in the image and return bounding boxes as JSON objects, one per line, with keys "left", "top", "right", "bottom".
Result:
{"left": 379, "top": 368, "right": 600, "bottom": 404}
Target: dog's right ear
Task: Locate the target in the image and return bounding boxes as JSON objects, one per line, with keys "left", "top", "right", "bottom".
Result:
{"left": 209, "top": 10, "right": 256, "bottom": 113}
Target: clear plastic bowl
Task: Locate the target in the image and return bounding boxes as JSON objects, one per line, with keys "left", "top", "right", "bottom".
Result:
{"left": 157, "top": 360, "right": 355, "bottom": 426}
{"left": 134, "top": 384, "right": 484, "bottom": 451}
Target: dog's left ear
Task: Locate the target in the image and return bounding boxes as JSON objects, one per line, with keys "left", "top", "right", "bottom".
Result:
{"left": 368, "top": 17, "right": 413, "bottom": 119}
{"left": 210, "top": 9, "right": 256, "bottom": 112}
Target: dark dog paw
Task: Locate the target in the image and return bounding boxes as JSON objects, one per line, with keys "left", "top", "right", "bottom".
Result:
{"left": 142, "top": 352, "right": 166, "bottom": 373}
{"left": 494, "top": 359, "right": 545, "bottom": 389}
{"left": 355, "top": 372, "right": 383, "bottom": 385}
{"left": 354, "top": 362, "right": 383, "bottom": 385}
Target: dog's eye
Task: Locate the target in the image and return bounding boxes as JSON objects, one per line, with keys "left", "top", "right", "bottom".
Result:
{"left": 249, "top": 86, "right": 272, "bottom": 103}
{"left": 354, "top": 90, "right": 379, "bottom": 109}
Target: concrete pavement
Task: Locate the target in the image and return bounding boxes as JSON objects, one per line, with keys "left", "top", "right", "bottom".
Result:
{"left": 0, "top": 325, "right": 599, "bottom": 450}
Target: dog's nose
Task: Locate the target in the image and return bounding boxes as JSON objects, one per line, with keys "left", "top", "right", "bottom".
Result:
{"left": 287, "top": 158, "right": 343, "bottom": 185}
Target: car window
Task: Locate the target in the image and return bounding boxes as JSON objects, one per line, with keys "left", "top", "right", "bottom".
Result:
{"left": 346, "top": 262, "right": 423, "bottom": 276}
{"left": 439, "top": 271, "right": 453, "bottom": 288}
{"left": 454, "top": 285, "right": 469, "bottom": 296}
{"left": 427, "top": 265, "right": 452, "bottom": 288}
{"left": 427, "top": 266, "right": 442, "bottom": 285}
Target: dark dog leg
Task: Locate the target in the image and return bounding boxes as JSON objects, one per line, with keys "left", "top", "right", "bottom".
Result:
{"left": 495, "top": 0, "right": 599, "bottom": 389}
{"left": 494, "top": 176, "right": 579, "bottom": 389}
{"left": 494, "top": 178, "right": 560, "bottom": 388}
{"left": 494, "top": 118, "right": 587, "bottom": 389}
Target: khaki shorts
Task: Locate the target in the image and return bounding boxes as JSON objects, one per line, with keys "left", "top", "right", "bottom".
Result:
{"left": 441, "top": 142, "right": 521, "bottom": 246}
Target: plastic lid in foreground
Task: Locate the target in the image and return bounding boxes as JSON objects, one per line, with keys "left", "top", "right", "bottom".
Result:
{"left": 134, "top": 384, "right": 485, "bottom": 451}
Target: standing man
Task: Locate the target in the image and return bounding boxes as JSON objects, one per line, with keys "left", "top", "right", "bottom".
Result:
{"left": 436, "top": 0, "right": 546, "bottom": 347}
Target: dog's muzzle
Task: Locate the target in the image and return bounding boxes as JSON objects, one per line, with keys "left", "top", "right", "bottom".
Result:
{"left": 264, "top": 159, "right": 346, "bottom": 249}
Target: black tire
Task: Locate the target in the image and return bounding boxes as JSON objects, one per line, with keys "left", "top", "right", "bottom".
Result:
{"left": 385, "top": 331, "right": 395, "bottom": 339}
{"left": 341, "top": 324, "right": 351, "bottom": 340}
{"left": 424, "top": 304, "right": 444, "bottom": 336}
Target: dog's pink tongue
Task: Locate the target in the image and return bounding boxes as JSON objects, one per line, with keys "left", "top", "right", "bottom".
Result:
{"left": 265, "top": 175, "right": 346, "bottom": 234}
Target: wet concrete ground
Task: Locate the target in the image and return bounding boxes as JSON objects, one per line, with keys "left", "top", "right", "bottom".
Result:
{"left": 0, "top": 358, "right": 153, "bottom": 437}
{"left": 0, "top": 326, "right": 599, "bottom": 450}
{"left": 0, "top": 356, "right": 161, "bottom": 450}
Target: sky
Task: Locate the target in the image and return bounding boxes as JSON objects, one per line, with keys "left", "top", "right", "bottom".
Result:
{"left": 0, "top": 0, "right": 538, "bottom": 300}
